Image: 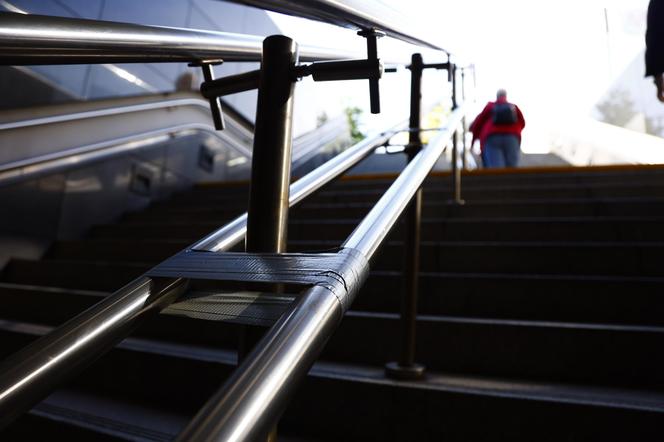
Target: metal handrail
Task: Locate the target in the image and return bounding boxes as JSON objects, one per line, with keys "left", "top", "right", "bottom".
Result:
{"left": 0, "top": 120, "right": 405, "bottom": 429}
{"left": 176, "top": 104, "right": 469, "bottom": 441}
{"left": 0, "top": 12, "right": 355, "bottom": 65}
{"left": 0, "top": 97, "right": 247, "bottom": 134}
{"left": 224, "top": 0, "right": 448, "bottom": 52}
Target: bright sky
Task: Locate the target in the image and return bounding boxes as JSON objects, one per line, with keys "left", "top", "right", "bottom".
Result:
{"left": 270, "top": 0, "right": 657, "bottom": 157}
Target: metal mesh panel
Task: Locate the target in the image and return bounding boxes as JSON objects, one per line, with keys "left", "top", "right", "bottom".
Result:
{"left": 162, "top": 291, "right": 295, "bottom": 326}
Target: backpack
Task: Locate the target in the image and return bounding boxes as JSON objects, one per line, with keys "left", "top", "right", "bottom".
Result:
{"left": 492, "top": 102, "right": 518, "bottom": 125}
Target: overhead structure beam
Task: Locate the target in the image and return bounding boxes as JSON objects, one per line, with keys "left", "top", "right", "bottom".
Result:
{"left": 221, "top": 0, "right": 449, "bottom": 52}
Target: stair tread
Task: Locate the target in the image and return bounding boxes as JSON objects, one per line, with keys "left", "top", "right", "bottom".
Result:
{"left": 317, "top": 362, "right": 664, "bottom": 414}
{"left": 53, "top": 238, "right": 664, "bottom": 247}
{"left": 5, "top": 318, "right": 663, "bottom": 414}
{"left": 33, "top": 389, "right": 185, "bottom": 442}
{"left": 300, "top": 195, "right": 664, "bottom": 208}
{"left": 4, "top": 284, "right": 661, "bottom": 333}
{"left": 0, "top": 281, "right": 108, "bottom": 297}
{"left": 108, "top": 215, "right": 664, "bottom": 226}
{"left": 32, "top": 389, "right": 314, "bottom": 442}
{"left": 134, "top": 195, "right": 664, "bottom": 212}
{"left": 346, "top": 310, "right": 664, "bottom": 333}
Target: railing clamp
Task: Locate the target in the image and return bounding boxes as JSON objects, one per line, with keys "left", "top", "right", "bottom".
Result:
{"left": 357, "top": 29, "right": 385, "bottom": 114}
{"left": 190, "top": 59, "right": 225, "bottom": 130}
{"left": 199, "top": 36, "right": 384, "bottom": 115}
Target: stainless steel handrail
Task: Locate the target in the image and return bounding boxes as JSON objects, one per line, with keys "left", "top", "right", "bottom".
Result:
{"left": 0, "top": 120, "right": 404, "bottom": 429}
{"left": 0, "top": 12, "right": 355, "bottom": 65}
{"left": 176, "top": 104, "right": 468, "bottom": 441}
{"left": 0, "top": 123, "right": 250, "bottom": 187}
{"left": 224, "top": 0, "right": 448, "bottom": 52}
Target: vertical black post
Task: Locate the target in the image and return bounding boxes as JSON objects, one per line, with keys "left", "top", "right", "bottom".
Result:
{"left": 357, "top": 29, "right": 382, "bottom": 114}
{"left": 450, "top": 63, "right": 463, "bottom": 204}
{"left": 385, "top": 53, "right": 425, "bottom": 380}
{"left": 242, "top": 35, "right": 298, "bottom": 442}
{"left": 200, "top": 63, "right": 226, "bottom": 130}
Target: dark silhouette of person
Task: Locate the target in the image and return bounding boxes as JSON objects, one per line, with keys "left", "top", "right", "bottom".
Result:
{"left": 469, "top": 89, "right": 526, "bottom": 168}
{"left": 647, "top": 0, "right": 664, "bottom": 102}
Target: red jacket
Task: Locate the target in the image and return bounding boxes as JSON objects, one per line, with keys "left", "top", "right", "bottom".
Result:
{"left": 469, "top": 97, "right": 525, "bottom": 150}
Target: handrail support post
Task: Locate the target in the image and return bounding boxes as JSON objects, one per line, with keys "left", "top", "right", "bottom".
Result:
{"left": 244, "top": 35, "right": 297, "bottom": 254}
{"left": 385, "top": 52, "right": 426, "bottom": 380}
{"left": 460, "top": 67, "right": 468, "bottom": 170}
{"left": 450, "top": 62, "right": 464, "bottom": 204}
{"left": 242, "top": 35, "right": 299, "bottom": 441}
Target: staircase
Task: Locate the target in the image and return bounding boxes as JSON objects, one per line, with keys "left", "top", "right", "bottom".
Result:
{"left": 2, "top": 165, "right": 664, "bottom": 441}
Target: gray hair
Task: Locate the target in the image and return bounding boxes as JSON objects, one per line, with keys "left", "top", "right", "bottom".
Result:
{"left": 497, "top": 88, "right": 507, "bottom": 99}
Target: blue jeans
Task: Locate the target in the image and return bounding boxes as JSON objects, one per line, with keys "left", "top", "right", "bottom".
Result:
{"left": 484, "top": 134, "right": 520, "bottom": 168}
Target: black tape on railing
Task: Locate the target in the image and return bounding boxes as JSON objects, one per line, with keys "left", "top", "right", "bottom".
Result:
{"left": 147, "top": 248, "right": 368, "bottom": 311}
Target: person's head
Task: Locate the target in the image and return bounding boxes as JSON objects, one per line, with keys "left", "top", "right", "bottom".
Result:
{"left": 496, "top": 89, "right": 507, "bottom": 100}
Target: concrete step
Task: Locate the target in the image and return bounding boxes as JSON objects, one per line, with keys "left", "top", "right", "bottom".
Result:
{"left": 1, "top": 298, "right": 663, "bottom": 391}
{"left": 305, "top": 240, "right": 664, "bottom": 276}
{"left": 42, "top": 239, "right": 664, "bottom": 277}
{"left": 124, "top": 197, "right": 664, "bottom": 224}
{"left": 327, "top": 312, "right": 664, "bottom": 391}
{"left": 177, "top": 182, "right": 664, "bottom": 207}
{"left": 1, "top": 259, "right": 148, "bottom": 292}
{"left": 47, "top": 239, "right": 187, "bottom": 264}
{"left": 5, "top": 262, "right": 664, "bottom": 328}
{"left": 0, "top": 283, "right": 105, "bottom": 325}
{"left": 0, "top": 319, "right": 662, "bottom": 442}
{"left": 361, "top": 272, "right": 664, "bottom": 325}
{"left": 197, "top": 166, "right": 664, "bottom": 194}
{"left": 92, "top": 216, "right": 664, "bottom": 243}
{"left": 3, "top": 412, "right": 122, "bottom": 441}
{"left": 294, "top": 197, "right": 664, "bottom": 219}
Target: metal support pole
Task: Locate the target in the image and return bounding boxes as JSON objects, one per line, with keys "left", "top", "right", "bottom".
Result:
{"left": 460, "top": 68, "right": 467, "bottom": 170}
{"left": 241, "top": 32, "right": 294, "bottom": 348}
{"left": 242, "top": 35, "right": 298, "bottom": 442}
{"left": 385, "top": 53, "right": 425, "bottom": 380}
{"left": 450, "top": 63, "right": 463, "bottom": 204}
{"left": 357, "top": 29, "right": 384, "bottom": 114}
{"left": 245, "top": 35, "right": 297, "bottom": 253}
{"left": 199, "top": 62, "right": 226, "bottom": 130}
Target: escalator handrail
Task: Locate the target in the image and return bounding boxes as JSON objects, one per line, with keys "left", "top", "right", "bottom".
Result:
{"left": 0, "top": 122, "right": 251, "bottom": 187}
{"left": 0, "top": 97, "right": 358, "bottom": 187}
{"left": 0, "top": 97, "right": 246, "bottom": 135}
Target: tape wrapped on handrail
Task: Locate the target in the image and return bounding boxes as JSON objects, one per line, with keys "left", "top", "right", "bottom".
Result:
{"left": 147, "top": 247, "right": 369, "bottom": 311}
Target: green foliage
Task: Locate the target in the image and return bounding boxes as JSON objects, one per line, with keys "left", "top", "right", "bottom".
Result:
{"left": 344, "top": 106, "right": 364, "bottom": 143}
